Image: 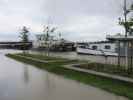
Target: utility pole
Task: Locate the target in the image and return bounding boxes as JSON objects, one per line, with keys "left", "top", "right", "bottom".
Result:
{"left": 124, "top": 0, "right": 127, "bottom": 36}
{"left": 123, "top": 0, "right": 128, "bottom": 69}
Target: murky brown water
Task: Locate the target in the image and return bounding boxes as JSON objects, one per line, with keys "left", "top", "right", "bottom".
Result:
{"left": 0, "top": 49, "right": 128, "bottom": 100}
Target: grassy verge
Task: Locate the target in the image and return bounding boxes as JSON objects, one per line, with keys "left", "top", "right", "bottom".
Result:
{"left": 74, "top": 63, "right": 133, "bottom": 78}
{"left": 6, "top": 53, "right": 133, "bottom": 100}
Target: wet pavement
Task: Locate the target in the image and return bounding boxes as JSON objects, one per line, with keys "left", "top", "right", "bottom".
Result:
{"left": 0, "top": 49, "right": 128, "bottom": 100}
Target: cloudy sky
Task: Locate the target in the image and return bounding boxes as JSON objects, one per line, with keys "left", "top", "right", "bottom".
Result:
{"left": 0, "top": 0, "right": 132, "bottom": 41}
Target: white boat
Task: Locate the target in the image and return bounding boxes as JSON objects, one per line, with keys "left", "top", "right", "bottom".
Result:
{"left": 76, "top": 46, "right": 118, "bottom": 56}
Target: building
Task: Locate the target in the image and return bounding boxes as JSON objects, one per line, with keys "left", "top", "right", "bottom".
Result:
{"left": 33, "top": 34, "right": 75, "bottom": 51}
{"left": 0, "top": 42, "right": 32, "bottom": 49}
{"left": 77, "top": 34, "right": 133, "bottom": 56}
{"left": 106, "top": 34, "right": 133, "bottom": 71}
{"left": 106, "top": 34, "right": 133, "bottom": 56}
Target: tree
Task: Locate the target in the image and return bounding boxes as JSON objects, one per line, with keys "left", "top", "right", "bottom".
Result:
{"left": 19, "top": 26, "right": 30, "bottom": 53}
{"left": 119, "top": 2, "right": 133, "bottom": 36}
{"left": 43, "top": 25, "right": 57, "bottom": 56}
{"left": 119, "top": 18, "right": 133, "bottom": 35}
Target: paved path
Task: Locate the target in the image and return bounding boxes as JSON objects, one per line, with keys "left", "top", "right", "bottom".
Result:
{"left": 64, "top": 64, "right": 133, "bottom": 83}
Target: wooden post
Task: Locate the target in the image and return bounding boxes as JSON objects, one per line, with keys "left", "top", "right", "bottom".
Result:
{"left": 117, "top": 40, "right": 120, "bottom": 71}
{"left": 129, "top": 41, "right": 133, "bottom": 73}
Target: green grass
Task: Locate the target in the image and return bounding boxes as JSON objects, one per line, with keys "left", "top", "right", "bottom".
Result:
{"left": 74, "top": 63, "right": 133, "bottom": 78}
{"left": 6, "top": 53, "right": 133, "bottom": 100}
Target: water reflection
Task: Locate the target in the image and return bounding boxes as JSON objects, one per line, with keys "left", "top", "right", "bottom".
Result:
{"left": 43, "top": 72, "right": 56, "bottom": 100}
{"left": 0, "top": 49, "right": 128, "bottom": 100}
{"left": 23, "top": 65, "right": 29, "bottom": 84}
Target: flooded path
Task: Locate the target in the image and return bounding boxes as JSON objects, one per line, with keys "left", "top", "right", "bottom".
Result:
{"left": 0, "top": 49, "right": 128, "bottom": 100}
{"left": 31, "top": 51, "right": 127, "bottom": 65}
{"left": 31, "top": 51, "right": 118, "bottom": 64}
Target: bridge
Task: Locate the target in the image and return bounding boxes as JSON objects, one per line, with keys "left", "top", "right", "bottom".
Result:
{"left": 0, "top": 42, "right": 32, "bottom": 49}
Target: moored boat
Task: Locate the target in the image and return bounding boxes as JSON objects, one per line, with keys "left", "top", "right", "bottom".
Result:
{"left": 76, "top": 46, "right": 118, "bottom": 56}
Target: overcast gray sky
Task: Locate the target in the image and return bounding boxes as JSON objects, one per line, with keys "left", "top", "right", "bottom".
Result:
{"left": 0, "top": 0, "right": 132, "bottom": 41}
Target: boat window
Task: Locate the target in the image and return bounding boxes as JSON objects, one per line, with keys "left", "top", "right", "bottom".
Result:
{"left": 79, "top": 45, "right": 86, "bottom": 48}
{"left": 105, "top": 45, "right": 111, "bottom": 49}
{"left": 92, "top": 45, "right": 97, "bottom": 50}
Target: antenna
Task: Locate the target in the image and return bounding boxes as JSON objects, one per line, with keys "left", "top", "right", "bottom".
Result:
{"left": 47, "top": 16, "right": 53, "bottom": 26}
{"left": 124, "top": 0, "right": 127, "bottom": 37}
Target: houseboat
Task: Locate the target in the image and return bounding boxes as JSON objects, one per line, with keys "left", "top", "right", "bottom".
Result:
{"left": 76, "top": 41, "right": 118, "bottom": 56}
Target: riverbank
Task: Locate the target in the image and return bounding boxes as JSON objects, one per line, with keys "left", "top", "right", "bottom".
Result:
{"left": 6, "top": 53, "right": 133, "bottom": 100}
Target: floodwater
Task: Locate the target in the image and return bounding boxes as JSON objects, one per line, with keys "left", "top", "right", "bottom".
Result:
{"left": 31, "top": 51, "right": 119, "bottom": 64}
{"left": 31, "top": 51, "right": 127, "bottom": 65}
{"left": 0, "top": 49, "right": 128, "bottom": 100}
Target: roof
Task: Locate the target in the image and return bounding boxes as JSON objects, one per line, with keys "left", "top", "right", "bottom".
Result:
{"left": 89, "top": 41, "right": 114, "bottom": 44}
{"left": 77, "top": 41, "right": 114, "bottom": 45}
{"left": 106, "top": 35, "right": 133, "bottom": 41}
